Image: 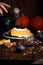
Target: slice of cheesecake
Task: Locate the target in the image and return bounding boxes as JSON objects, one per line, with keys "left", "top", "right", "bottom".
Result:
{"left": 11, "top": 28, "right": 30, "bottom": 37}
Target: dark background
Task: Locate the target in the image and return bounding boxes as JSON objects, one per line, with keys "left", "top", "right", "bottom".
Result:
{"left": 0, "top": 0, "right": 43, "bottom": 35}
{"left": 0, "top": 0, "right": 43, "bottom": 18}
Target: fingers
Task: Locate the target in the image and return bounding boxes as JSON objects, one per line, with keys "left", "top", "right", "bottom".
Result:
{"left": 0, "top": 2, "right": 11, "bottom": 16}
{"left": 0, "top": 8, "right": 3, "bottom": 16}
{"left": 2, "top": 2, "right": 11, "bottom": 8}
{"left": 0, "top": 5, "right": 8, "bottom": 13}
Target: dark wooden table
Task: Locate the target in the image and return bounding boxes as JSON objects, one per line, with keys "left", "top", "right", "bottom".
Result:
{"left": 0, "top": 33, "right": 43, "bottom": 64}
{"left": 0, "top": 43, "right": 43, "bottom": 61}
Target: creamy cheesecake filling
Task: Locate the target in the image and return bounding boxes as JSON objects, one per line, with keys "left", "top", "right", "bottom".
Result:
{"left": 11, "top": 28, "right": 31, "bottom": 37}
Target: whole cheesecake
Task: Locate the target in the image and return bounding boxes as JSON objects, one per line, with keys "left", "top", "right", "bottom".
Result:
{"left": 11, "top": 28, "right": 30, "bottom": 37}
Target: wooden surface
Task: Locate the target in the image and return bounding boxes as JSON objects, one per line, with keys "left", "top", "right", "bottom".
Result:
{"left": 0, "top": 42, "right": 43, "bottom": 61}
{"left": 0, "top": 33, "right": 43, "bottom": 64}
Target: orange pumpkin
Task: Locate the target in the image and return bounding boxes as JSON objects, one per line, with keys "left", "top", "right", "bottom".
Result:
{"left": 16, "top": 14, "right": 30, "bottom": 28}
{"left": 30, "top": 16, "right": 43, "bottom": 30}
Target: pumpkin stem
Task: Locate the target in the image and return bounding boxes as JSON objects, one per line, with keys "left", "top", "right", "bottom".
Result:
{"left": 22, "top": 13, "right": 24, "bottom": 16}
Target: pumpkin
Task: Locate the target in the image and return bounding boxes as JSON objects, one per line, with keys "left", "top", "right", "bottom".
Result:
{"left": 16, "top": 14, "right": 30, "bottom": 28}
{"left": 30, "top": 16, "right": 43, "bottom": 30}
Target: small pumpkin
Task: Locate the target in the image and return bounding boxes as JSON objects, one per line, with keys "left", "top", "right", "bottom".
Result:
{"left": 16, "top": 14, "right": 30, "bottom": 28}
{"left": 30, "top": 16, "right": 43, "bottom": 30}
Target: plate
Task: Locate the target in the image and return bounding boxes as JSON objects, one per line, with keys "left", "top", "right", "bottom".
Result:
{"left": 3, "top": 30, "right": 34, "bottom": 40}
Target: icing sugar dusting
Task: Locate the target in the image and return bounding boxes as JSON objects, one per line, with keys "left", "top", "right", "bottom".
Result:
{"left": 14, "top": 28, "right": 28, "bottom": 31}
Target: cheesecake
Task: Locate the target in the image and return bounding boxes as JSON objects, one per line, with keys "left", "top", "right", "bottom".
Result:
{"left": 11, "top": 28, "right": 30, "bottom": 37}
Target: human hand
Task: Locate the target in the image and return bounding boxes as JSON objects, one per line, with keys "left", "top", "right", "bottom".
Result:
{"left": 0, "top": 2, "right": 11, "bottom": 16}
